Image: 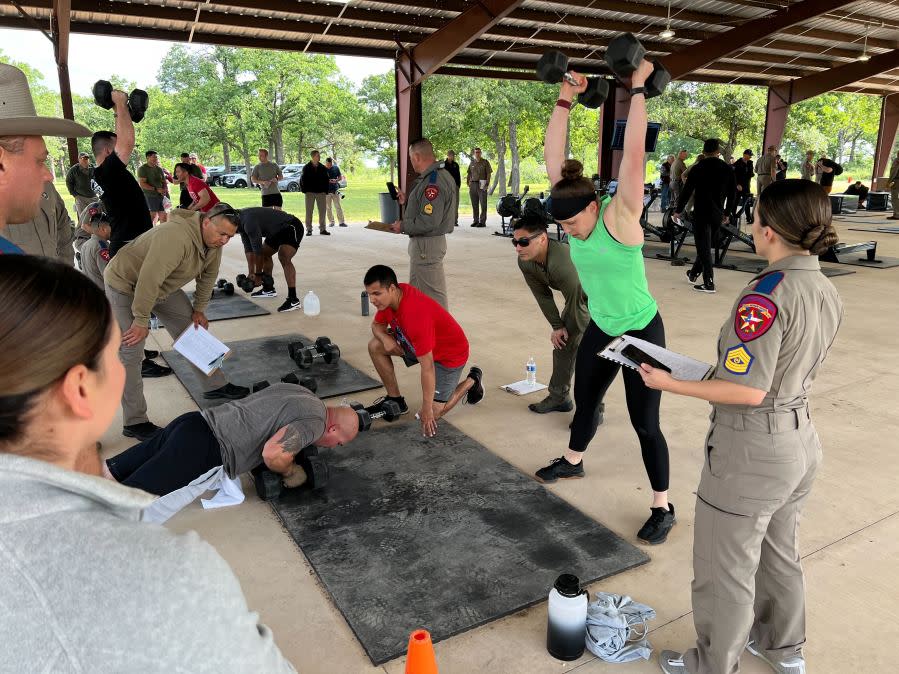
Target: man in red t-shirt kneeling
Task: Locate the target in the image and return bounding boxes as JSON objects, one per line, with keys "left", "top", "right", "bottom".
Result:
{"left": 365, "top": 265, "right": 484, "bottom": 437}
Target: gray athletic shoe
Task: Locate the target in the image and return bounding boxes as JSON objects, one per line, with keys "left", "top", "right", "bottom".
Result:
{"left": 659, "top": 650, "right": 686, "bottom": 673}
{"left": 746, "top": 641, "right": 806, "bottom": 674}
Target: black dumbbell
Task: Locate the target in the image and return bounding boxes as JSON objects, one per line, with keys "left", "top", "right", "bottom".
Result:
{"left": 535, "top": 51, "right": 609, "bottom": 109}
{"left": 280, "top": 372, "right": 318, "bottom": 392}
{"left": 288, "top": 338, "right": 341, "bottom": 369}
{"left": 91, "top": 80, "right": 150, "bottom": 121}
{"left": 216, "top": 279, "right": 227, "bottom": 289}
{"left": 222, "top": 282, "right": 234, "bottom": 296}
{"left": 350, "top": 399, "right": 404, "bottom": 432}
{"left": 603, "top": 33, "right": 670, "bottom": 98}
{"left": 251, "top": 446, "right": 329, "bottom": 501}
{"left": 252, "top": 380, "right": 270, "bottom": 393}
{"left": 236, "top": 274, "right": 254, "bottom": 293}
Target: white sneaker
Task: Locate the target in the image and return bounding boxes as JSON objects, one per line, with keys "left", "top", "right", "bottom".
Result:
{"left": 746, "top": 641, "right": 806, "bottom": 674}
{"left": 251, "top": 288, "right": 277, "bottom": 298}
{"left": 659, "top": 650, "right": 686, "bottom": 673}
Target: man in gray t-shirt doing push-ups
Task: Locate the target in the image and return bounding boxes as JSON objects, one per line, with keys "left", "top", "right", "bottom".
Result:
{"left": 104, "top": 384, "right": 360, "bottom": 496}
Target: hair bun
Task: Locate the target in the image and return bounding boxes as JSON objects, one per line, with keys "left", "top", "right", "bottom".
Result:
{"left": 802, "top": 222, "right": 839, "bottom": 255}
{"left": 560, "top": 159, "right": 584, "bottom": 181}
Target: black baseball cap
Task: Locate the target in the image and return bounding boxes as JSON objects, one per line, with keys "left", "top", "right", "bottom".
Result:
{"left": 743, "top": 149, "right": 753, "bottom": 156}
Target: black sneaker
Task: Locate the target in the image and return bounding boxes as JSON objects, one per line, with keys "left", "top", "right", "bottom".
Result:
{"left": 685, "top": 270, "right": 700, "bottom": 284}
{"left": 203, "top": 383, "right": 251, "bottom": 400}
{"left": 306, "top": 229, "right": 313, "bottom": 236}
{"left": 141, "top": 359, "right": 172, "bottom": 378}
{"left": 277, "top": 298, "right": 301, "bottom": 313}
{"left": 251, "top": 288, "right": 277, "bottom": 298}
{"left": 320, "top": 230, "right": 331, "bottom": 236}
{"left": 693, "top": 281, "right": 716, "bottom": 294}
{"left": 143, "top": 349, "right": 159, "bottom": 360}
{"left": 339, "top": 222, "right": 347, "bottom": 227}
{"left": 470, "top": 222, "right": 479, "bottom": 227}
{"left": 329, "top": 222, "right": 335, "bottom": 227}
{"left": 466, "top": 367, "right": 484, "bottom": 405}
{"left": 367, "top": 396, "right": 409, "bottom": 416}
{"left": 535, "top": 457, "right": 584, "bottom": 483}
{"left": 637, "top": 504, "right": 676, "bottom": 544}
{"left": 122, "top": 421, "right": 162, "bottom": 441}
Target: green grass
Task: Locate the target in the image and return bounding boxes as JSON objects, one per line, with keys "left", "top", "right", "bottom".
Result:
{"left": 53, "top": 175, "right": 540, "bottom": 224}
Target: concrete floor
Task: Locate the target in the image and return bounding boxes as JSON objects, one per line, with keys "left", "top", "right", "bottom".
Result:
{"left": 101, "top": 208, "right": 899, "bottom": 673}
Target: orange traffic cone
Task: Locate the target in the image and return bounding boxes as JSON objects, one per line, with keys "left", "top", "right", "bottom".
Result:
{"left": 404, "top": 629, "right": 438, "bottom": 674}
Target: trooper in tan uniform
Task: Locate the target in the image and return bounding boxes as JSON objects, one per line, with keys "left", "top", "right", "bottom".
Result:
{"left": 755, "top": 145, "right": 777, "bottom": 195}
{"left": 104, "top": 203, "right": 249, "bottom": 441}
{"left": 888, "top": 149, "right": 899, "bottom": 220}
{"left": 466, "top": 147, "right": 492, "bottom": 227}
{"left": 640, "top": 180, "right": 843, "bottom": 674}
{"left": 3, "top": 181, "right": 73, "bottom": 264}
{"left": 389, "top": 137, "right": 457, "bottom": 309}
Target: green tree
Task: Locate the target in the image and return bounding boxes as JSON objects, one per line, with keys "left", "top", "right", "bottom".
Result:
{"left": 357, "top": 73, "right": 397, "bottom": 181}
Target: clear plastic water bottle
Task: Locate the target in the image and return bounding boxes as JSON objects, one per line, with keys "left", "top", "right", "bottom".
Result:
{"left": 526, "top": 356, "right": 537, "bottom": 386}
{"left": 303, "top": 290, "right": 320, "bottom": 316}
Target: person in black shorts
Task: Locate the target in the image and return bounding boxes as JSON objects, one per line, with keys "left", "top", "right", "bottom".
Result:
{"left": 237, "top": 206, "right": 303, "bottom": 312}
{"left": 90, "top": 88, "right": 152, "bottom": 256}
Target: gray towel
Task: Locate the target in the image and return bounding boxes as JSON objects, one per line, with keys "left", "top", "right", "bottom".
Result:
{"left": 584, "top": 592, "right": 656, "bottom": 663}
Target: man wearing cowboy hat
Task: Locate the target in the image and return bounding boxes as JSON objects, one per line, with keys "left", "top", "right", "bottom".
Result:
{"left": 0, "top": 64, "right": 90, "bottom": 254}
{"left": 91, "top": 88, "right": 153, "bottom": 256}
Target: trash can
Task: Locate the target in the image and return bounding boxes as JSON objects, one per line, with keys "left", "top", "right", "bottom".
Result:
{"left": 379, "top": 192, "right": 400, "bottom": 223}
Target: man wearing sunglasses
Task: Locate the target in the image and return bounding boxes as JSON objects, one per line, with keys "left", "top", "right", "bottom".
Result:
{"left": 513, "top": 214, "right": 590, "bottom": 415}
{"left": 104, "top": 202, "right": 250, "bottom": 441}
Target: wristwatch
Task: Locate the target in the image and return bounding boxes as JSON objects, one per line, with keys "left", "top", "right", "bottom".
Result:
{"left": 630, "top": 86, "right": 646, "bottom": 96}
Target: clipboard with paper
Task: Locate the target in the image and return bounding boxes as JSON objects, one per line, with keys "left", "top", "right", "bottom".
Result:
{"left": 172, "top": 325, "right": 231, "bottom": 376}
{"left": 600, "top": 335, "right": 714, "bottom": 381}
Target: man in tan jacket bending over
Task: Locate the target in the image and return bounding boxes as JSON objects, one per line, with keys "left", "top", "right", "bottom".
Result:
{"left": 104, "top": 203, "right": 250, "bottom": 441}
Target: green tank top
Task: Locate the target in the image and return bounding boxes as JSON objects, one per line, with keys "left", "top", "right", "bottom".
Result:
{"left": 567, "top": 196, "right": 658, "bottom": 336}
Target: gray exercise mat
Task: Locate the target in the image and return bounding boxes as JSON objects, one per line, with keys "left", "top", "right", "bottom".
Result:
{"left": 848, "top": 226, "right": 899, "bottom": 234}
{"left": 269, "top": 421, "right": 649, "bottom": 665}
{"left": 640, "top": 242, "right": 855, "bottom": 278}
{"left": 161, "top": 333, "right": 382, "bottom": 409}
{"left": 185, "top": 290, "right": 269, "bottom": 321}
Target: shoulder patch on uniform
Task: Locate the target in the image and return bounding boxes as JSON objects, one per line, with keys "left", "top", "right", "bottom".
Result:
{"left": 424, "top": 183, "right": 439, "bottom": 201}
{"left": 753, "top": 271, "right": 784, "bottom": 294}
{"left": 734, "top": 293, "right": 778, "bottom": 342}
{"left": 99, "top": 248, "right": 110, "bottom": 262}
{"left": 423, "top": 203, "right": 433, "bottom": 215}
{"left": 723, "top": 344, "right": 754, "bottom": 375}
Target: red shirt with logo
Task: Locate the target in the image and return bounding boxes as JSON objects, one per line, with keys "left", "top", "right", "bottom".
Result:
{"left": 374, "top": 283, "right": 469, "bottom": 368}
{"left": 187, "top": 175, "right": 219, "bottom": 212}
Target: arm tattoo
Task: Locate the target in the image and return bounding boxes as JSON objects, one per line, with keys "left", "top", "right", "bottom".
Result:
{"left": 279, "top": 425, "right": 305, "bottom": 456}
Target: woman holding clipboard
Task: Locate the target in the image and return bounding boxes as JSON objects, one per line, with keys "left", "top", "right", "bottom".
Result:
{"left": 534, "top": 57, "right": 676, "bottom": 546}
{"left": 640, "top": 179, "right": 842, "bottom": 674}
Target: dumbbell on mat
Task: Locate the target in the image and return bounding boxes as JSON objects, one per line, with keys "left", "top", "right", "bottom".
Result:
{"left": 251, "top": 446, "right": 330, "bottom": 501}
{"left": 350, "top": 400, "right": 403, "bottom": 432}
{"left": 603, "top": 33, "right": 670, "bottom": 98}
{"left": 287, "top": 338, "right": 341, "bottom": 369}
{"left": 281, "top": 372, "right": 318, "bottom": 392}
{"left": 91, "top": 80, "right": 149, "bottom": 122}
{"left": 536, "top": 51, "right": 609, "bottom": 109}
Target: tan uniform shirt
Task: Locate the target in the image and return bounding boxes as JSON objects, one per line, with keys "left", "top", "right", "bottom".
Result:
{"left": 517, "top": 239, "right": 588, "bottom": 332}
{"left": 713, "top": 254, "right": 843, "bottom": 415}
{"left": 466, "top": 158, "right": 492, "bottom": 185}
{"left": 104, "top": 208, "right": 221, "bottom": 326}
{"left": 3, "top": 182, "right": 73, "bottom": 265}
{"left": 801, "top": 160, "right": 816, "bottom": 181}
{"left": 671, "top": 158, "right": 687, "bottom": 187}
{"left": 80, "top": 234, "right": 110, "bottom": 289}
{"left": 889, "top": 158, "right": 899, "bottom": 181}
{"left": 755, "top": 154, "right": 776, "bottom": 179}
{"left": 401, "top": 161, "right": 457, "bottom": 237}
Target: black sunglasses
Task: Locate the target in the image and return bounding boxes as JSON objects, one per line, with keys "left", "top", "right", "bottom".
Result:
{"left": 511, "top": 232, "right": 543, "bottom": 247}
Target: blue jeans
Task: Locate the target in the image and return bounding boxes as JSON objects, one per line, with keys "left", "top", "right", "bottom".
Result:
{"left": 660, "top": 184, "right": 671, "bottom": 210}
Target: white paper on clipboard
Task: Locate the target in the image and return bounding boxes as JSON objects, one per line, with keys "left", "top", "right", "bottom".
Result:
{"left": 600, "top": 335, "right": 713, "bottom": 381}
{"left": 173, "top": 325, "right": 230, "bottom": 376}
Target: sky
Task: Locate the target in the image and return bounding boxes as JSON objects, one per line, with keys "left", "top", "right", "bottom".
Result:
{"left": 0, "top": 28, "right": 393, "bottom": 92}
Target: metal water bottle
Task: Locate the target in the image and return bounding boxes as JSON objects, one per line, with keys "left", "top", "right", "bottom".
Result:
{"left": 546, "top": 573, "right": 588, "bottom": 661}
{"left": 361, "top": 290, "right": 370, "bottom": 316}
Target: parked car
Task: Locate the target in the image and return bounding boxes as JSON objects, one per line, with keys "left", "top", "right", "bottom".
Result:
{"left": 222, "top": 170, "right": 255, "bottom": 189}
{"left": 280, "top": 163, "right": 303, "bottom": 174}
{"left": 205, "top": 165, "right": 227, "bottom": 186}
{"left": 277, "top": 168, "right": 303, "bottom": 192}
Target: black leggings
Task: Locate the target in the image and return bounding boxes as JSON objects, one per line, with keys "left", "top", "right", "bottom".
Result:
{"left": 569, "top": 313, "right": 670, "bottom": 492}
{"left": 106, "top": 412, "right": 222, "bottom": 496}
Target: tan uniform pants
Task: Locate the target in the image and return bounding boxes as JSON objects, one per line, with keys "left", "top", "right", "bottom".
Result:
{"left": 756, "top": 176, "right": 773, "bottom": 195}
{"left": 74, "top": 195, "right": 93, "bottom": 222}
{"left": 304, "top": 192, "right": 327, "bottom": 233}
{"left": 326, "top": 193, "right": 345, "bottom": 225}
{"left": 468, "top": 183, "right": 488, "bottom": 224}
{"left": 106, "top": 286, "right": 227, "bottom": 426}
{"left": 683, "top": 407, "right": 820, "bottom": 674}
{"left": 890, "top": 182, "right": 899, "bottom": 216}
{"left": 408, "top": 235, "right": 448, "bottom": 310}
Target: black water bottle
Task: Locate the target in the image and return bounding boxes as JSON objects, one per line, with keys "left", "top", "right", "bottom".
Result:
{"left": 546, "top": 573, "right": 588, "bottom": 660}
{"left": 361, "top": 290, "right": 369, "bottom": 316}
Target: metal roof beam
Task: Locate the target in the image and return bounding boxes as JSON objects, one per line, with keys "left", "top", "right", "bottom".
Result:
{"left": 773, "top": 48, "right": 899, "bottom": 104}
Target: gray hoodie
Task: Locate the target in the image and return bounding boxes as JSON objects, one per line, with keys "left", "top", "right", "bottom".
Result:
{"left": 0, "top": 453, "right": 296, "bottom": 674}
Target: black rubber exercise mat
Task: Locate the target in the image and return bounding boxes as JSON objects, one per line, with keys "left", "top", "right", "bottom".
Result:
{"left": 269, "top": 421, "right": 650, "bottom": 665}
{"left": 848, "top": 226, "right": 899, "bottom": 234}
{"left": 185, "top": 290, "right": 270, "bottom": 321}
{"left": 162, "top": 333, "right": 382, "bottom": 409}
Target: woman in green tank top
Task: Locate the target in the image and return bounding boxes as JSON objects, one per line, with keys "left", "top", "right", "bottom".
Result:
{"left": 533, "top": 60, "right": 675, "bottom": 545}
